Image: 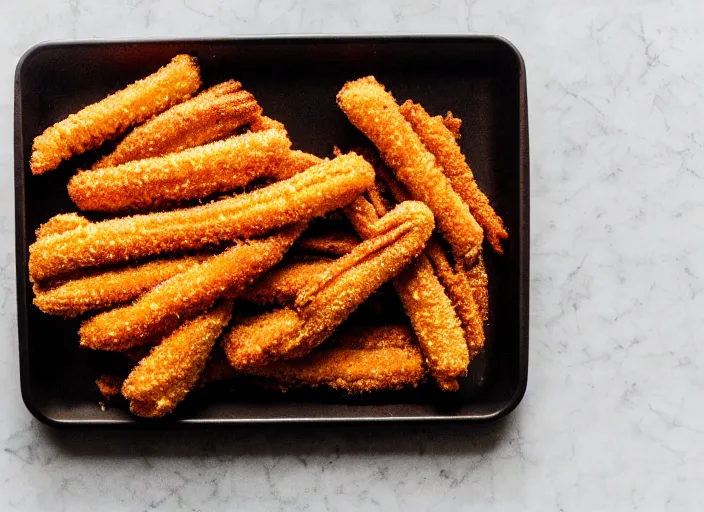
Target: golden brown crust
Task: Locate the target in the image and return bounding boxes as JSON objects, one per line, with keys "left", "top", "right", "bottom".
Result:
{"left": 122, "top": 301, "right": 233, "bottom": 417}
{"left": 375, "top": 166, "right": 488, "bottom": 360}
{"left": 30, "top": 54, "right": 201, "bottom": 175}
{"left": 29, "top": 153, "right": 375, "bottom": 282}
{"left": 79, "top": 224, "right": 304, "bottom": 352}
{"left": 92, "top": 81, "right": 259, "bottom": 168}
{"left": 336, "top": 76, "right": 483, "bottom": 265}
{"left": 242, "top": 258, "right": 335, "bottom": 306}
{"left": 248, "top": 326, "right": 426, "bottom": 393}
{"left": 400, "top": 100, "right": 508, "bottom": 253}
{"left": 35, "top": 213, "right": 90, "bottom": 239}
{"left": 443, "top": 111, "right": 462, "bottom": 139}
{"left": 270, "top": 150, "right": 324, "bottom": 180}
{"left": 33, "top": 255, "right": 206, "bottom": 317}
{"left": 249, "top": 115, "right": 287, "bottom": 133}
{"left": 425, "top": 240, "right": 487, "bottom": 359}
{"left": 345, "top": 193, "right": 468, "bottom": 391}
{"left": 222, "top": 201, "right": 434, "bottom": 368}
{"left": 69, "top": 128, "right": 292, "bottom": 211}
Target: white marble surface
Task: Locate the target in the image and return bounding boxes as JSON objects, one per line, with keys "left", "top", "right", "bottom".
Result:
{"left": 2, "top": 0, "right": 704, "bottom": 510}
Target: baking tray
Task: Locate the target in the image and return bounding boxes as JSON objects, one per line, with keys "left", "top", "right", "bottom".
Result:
{"left": 14, "top": 36, "right": 529, "bottom": 426}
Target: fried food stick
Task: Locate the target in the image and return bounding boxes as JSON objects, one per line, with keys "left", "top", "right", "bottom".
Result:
{"left": 30, "top": 54, "right": 201, "bottom": 175}
{"left": 271, "top": 151, "right": 324, "bottom": 180}
{"left": 336, "top": 76, "right": 483, "bottom": 265}
{"left": 35, "top": 213, "right": 90, "bottom": 239}
{"left": 249, "top": 115, "right": 287, "bottom": 133}
{"left": 345, "top": 193, "right": 468, "bottom": 390}
{"left": 293, "top": 232, "right": 359, "bottom": 256}
{"left": 248, "top": 114, "right": 326, "bottom": 179}
{"left": 122, "top": 300, "right": 233, "bottom": 418}
{"left": 377, "top": 166, "right": 488, "bottom": 358}
{"left": 29, "top": 152, "right": 374, "bottom": 282}
{"left": 79, "top": 224, "right": 305, "bottom": 351}
{"left": 93, "top": 81, "right": 259, "bottom": 168}
{"left": 241, "top": 258, "right": 335, "bottom": 306}
{"left": 69, "top": 128, "right": 292, "bottom": 211}
{"left": 222, "top": 200, "right": 434, "bottom": 368}
{"left": 248, "top": 325, "right": 426, "bottom": 392}
{"left": 424, "top": 242, "right": 488, "bottom": 358}
{"left": 400, "top": 100, "right": 508, "bottom": 253}
{"left": 33, "top": 255, "right": 207, "bottom": 317}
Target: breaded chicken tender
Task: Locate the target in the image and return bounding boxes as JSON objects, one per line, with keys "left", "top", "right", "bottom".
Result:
{"left": 33, "top": 255, "right": 206, "bottom": 317}
{"left": 426, "top": 241, "right": 488, "bottom": 358}
{"left": 29, "top": 152, "right": 375, "bottom": 282}
{"left": 79, "top": 224, "right": 304, "bottom": 351}
{"left": 249, "top": 325, "right": 426, "bottom": 393}
{"left": 336, "top": 76, "right": 484, "bottom": 265}
{"left": 30, "top": 54, "right": 201, "bottom": 175}
{"left": 346, "top": 193, "right": 469, "bottom": 390}
{"left": 122, "top": 300, "right": 233, "bottom": 417}
{"left": 376, "top": 166, "right": 489, "bottom": 359}
{"left": 69, "top": 128, "right": 292, "bottom": 211}
{"left": 222, "top": 201, "right": 434, "bottom": 368}
{"left": 400, "top": 100, "right": 508, "bottom": 253}
{"left": 93, "top": 81, "right": 259, "bottom": 168}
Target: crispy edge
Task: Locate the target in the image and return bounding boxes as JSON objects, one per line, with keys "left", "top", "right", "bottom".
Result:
{"left": 345, "top": 193, "right": 468, "bottom": 390}
{"left": 93, "top": 83, "right": 261, "bottom": 168}
{"left": 30, "top": 54, "right": 201, "bottom": 175}
{"left": 69, "top": 128, "right": 292, "bottom": 211}
{"left": 78, "top": 224, "right": 304, "bottom": 351}
{"left": 33, "top": 255, "right": 207, "bottom": 317}
{"left": 248, "top": 325, "right": 426, "bottom": 393}
{"left": 222, "top": 201, "right": 435, "bottom": 368}
{"left": 336, "top": 75, "right": 484, "bottom": 265}
{"left": 400, "top": 100, "right": 508, "bottom": 253}
{"left": 122, "top": 300, "right": 233, "bottom": 418}
{"left": 241, "top": 258, "right": 335, "bottom": 306}
{"left": 29, "top": 153, "right": 375, "bottom": 282}
{"left": 35, "top": 213, "right": 90, "bottom": 239}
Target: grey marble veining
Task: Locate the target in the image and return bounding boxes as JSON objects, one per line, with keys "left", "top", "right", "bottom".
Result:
{"left": 2, "top": 0, "right": 704, "bottom": 510}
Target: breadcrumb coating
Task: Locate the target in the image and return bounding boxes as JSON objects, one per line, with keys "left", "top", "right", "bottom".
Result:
{"left": 376, "top": 166, "right": 488, "bottom": 359}
{"left": 293, "top": 232, "right": 359, "bottom": 256}
{"left": 425, "top": 240, "right": 487, "bottom": 359}
{"left": 345, "top": 193, "right": 468, "bottom": 391}
{"left": 248, "top": 325, "right": 426, "bottom": 393}
{"left": 33, "top": 255, "right": 206, "bottom": 317}
{"left": 69, "top": 128, "right": 292, "bottom": 211}
{"left": 443, "top": 111, "right": 462, "bottom": 139}
{"left": 93, "top": 81, "right": 259, "bottom": 168}
{"left": 30, "top": 54, "right": 201, "bottom": 175}
{"left": 336, "top": 76, "right": 483, "bottom": 265}
{"left": 29, "top": 152, "right": 375, "bottom": 282}
{"left": 270, "top": 150, "right": 324, "bottom": 181}
{"left": 242, "top": 258, "right": 335, "bottom": 306}
{"left": 79, "top": 224, "right": 304, "bottom": 351}
{"left": 35, "top": 213, "right": 89, "bottom": 238}
{"left": 335, "top": 325, "right": 418, "bottom": 350}
{"left": 400, "top": 100, "right": 508, "bottom": 253}
{"left": 222, "top": 201, "right": 434, "bottom": 368}
{"left": 122, "top": 301, "right": 233, "bottom": 418}
{"left": 249, "top": 115, "right": 287, "bottom": 133}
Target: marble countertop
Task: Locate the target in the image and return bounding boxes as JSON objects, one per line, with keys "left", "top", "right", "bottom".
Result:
{"left": 2, "top": 0, "right": 703, "bottom": 510}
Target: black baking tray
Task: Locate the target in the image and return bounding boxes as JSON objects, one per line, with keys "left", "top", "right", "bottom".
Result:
{"left": 14, "top": 36, "right": 529, "bottom": 427}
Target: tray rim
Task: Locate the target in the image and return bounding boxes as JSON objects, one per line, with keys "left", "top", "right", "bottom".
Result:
{"left": 14, "top": 34, "right": 529, "bottom": 428}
